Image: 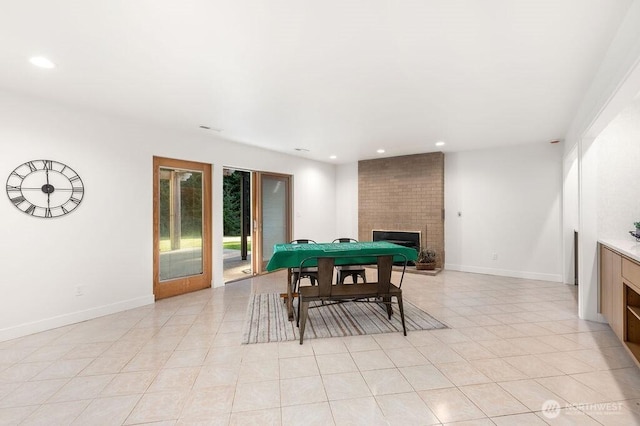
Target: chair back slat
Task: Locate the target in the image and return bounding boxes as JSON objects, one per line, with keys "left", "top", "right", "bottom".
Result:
{"left": 291, "top": 239, "right": 316, "bottom": 244}
{"left": 333, "top": 238, "right": 358, "bottom": 243}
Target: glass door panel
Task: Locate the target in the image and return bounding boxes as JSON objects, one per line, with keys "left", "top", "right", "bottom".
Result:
{"left": 253, "top": 172, "right": 291, "bottom": 273}
{"left": 261, "top": 175, "right": 288, "bottom": 265}
{"left": 159, "top": 168, "right": 203, "bottom": 280}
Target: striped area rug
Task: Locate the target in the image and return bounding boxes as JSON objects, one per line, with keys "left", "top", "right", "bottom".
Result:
{"left": 241, "top": 293, "right": 447, "bottom": 344}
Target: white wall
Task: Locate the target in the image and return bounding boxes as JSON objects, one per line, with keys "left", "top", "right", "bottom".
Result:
{"left": 562, "top": 0, "right": 640, "bottom": 320}
{"left": 564, "top": 1, "right": 640, "bottom": 155}
{"left": 597, "top": 98, "right": 640, "bottom": 239}
{"left": 335, "top": 163, "right": 358, "bottom": 239}
{"left": 562, "top": 145, "right": 579, "bottom": 285}
{"left": 289, "top": 165, "right": 337, "bottom": 243}
{"left": 0, "top": 90, "right": 336, "bottom": 341}
{"left": 445, "top": 143, "right": 563, "bottom": 282}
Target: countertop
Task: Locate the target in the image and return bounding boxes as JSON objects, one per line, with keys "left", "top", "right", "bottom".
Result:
{"left": 599, "top": 238, "right": 640, "bottom": 264}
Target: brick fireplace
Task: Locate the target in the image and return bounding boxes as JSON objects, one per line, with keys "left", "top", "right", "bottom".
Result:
{"left": 358, "top": 152, "right": 444, "bottom": 268}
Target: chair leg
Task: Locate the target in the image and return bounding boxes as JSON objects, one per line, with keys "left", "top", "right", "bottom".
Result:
{"left": 299, "top": 299, "right": 310, "bottom": 344}
{"left": 397, "top": 294, "right": 407, "bottom": 336}
{"left": 291, "top": 272, "right": 299, "bottom": 295}
{"left": 384, "top": 296, "right": 392, "bottom": 319}
{"left": 286, "top": 272, "right": 297, "bottom": 321}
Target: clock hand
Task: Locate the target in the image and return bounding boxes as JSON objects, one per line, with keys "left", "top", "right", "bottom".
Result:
{"left": 45, "top": 170, "right": 51, "bottom": 208}
{"left": 20, "top": 187, "right": 73, "bottom": 191}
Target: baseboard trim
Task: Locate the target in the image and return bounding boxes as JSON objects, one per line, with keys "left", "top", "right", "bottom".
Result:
{"left": 0, "top": 295, "right": 154, "bottom": 343}
{"left": 444, "top": 263, "right": 563, "bottom": 283}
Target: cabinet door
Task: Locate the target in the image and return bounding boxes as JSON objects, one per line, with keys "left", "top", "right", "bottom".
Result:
{"left": 600, "top": 245, "right": 613, "bottom": 321}
{"left": 611, "top": 252, "right": 623, "bottom": 339}
{"left": 600, "top": 245, "right": 623, "bottom": 339}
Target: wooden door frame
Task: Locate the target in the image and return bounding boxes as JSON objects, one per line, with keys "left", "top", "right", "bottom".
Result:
{"left": 252, "top": 171, "right": 292, "bottom": 274}
{"left": 153, "top": 156, "right": 212, "bottom": 300}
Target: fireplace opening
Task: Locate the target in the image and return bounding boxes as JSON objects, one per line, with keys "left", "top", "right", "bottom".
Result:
{"left": 372, "top": 230, "right": 421, "bottom": 264}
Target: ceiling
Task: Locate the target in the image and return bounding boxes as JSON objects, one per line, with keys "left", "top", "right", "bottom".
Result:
{"left": 0, "top": 0, "right": 633, "bottom": 163}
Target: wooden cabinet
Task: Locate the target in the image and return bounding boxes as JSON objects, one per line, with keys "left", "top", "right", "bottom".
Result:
{"left": 623, "top": 257, "right": 640, "bottom": 363}
{"left": 623, "top": 257, "right": 640, "bottom": 287}
{"left": 625, "top": 284, "right": 640, "bottom": 362}
{"left": 600, "top": 245, "right": 613, "bottom": 320}
{"left": 600, "top": 243, "right": 640, "bottom": 366}
{"left": 599, "top": 245, "right": 623, "bottom": 339}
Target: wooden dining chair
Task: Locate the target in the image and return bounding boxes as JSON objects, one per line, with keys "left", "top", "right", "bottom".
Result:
{"left": 332, "top": 238, "right": 367, "bottom": 284}
{"left": 297, "top": 254, "right": 406, "bottom": 344}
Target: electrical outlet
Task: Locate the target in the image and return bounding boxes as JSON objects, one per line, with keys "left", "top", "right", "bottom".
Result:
{"left": 492, "top": 252, "right": 498, "bottom": 261}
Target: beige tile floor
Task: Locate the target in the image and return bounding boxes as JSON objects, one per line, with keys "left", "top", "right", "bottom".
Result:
{"left": 2, "top": 269, "right": 640, "bottom": 425}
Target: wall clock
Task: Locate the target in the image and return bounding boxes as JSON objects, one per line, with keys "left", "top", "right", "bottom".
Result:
{"left": 6, "top": 159, "right": 84, "bottom": 218}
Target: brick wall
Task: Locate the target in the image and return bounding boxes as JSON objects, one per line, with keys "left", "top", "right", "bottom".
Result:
{"left": 358, "top": 152, "right": 444, "bottom": 267}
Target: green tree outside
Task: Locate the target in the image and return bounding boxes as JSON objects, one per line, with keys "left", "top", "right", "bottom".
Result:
{"left": 223, "top": 171, "right": 242, "bottom": 236}
{"left": 159, "top": 171, "right": 203, "bottom": 239}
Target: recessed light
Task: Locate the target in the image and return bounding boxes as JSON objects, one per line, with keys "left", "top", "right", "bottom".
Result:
{"left": 376, "top": 149, "right": 385, "bottom": 154}
{"left": 435, "top": 141, "right": 446, "bottom": 147}
{"left": 329, "top": 155, "right": 337, "bottom": 159}
{"left": 29, "top": 56, "right": 55, "bottom": 69}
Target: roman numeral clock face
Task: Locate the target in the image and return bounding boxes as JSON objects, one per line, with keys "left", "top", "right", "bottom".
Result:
{"left": 6, "top": 160, "right": 84, "bottom": 218}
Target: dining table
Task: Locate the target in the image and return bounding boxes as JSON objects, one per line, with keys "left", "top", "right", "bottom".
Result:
{"left": 265, "top": 241, "right": 418, "bottom": 320}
